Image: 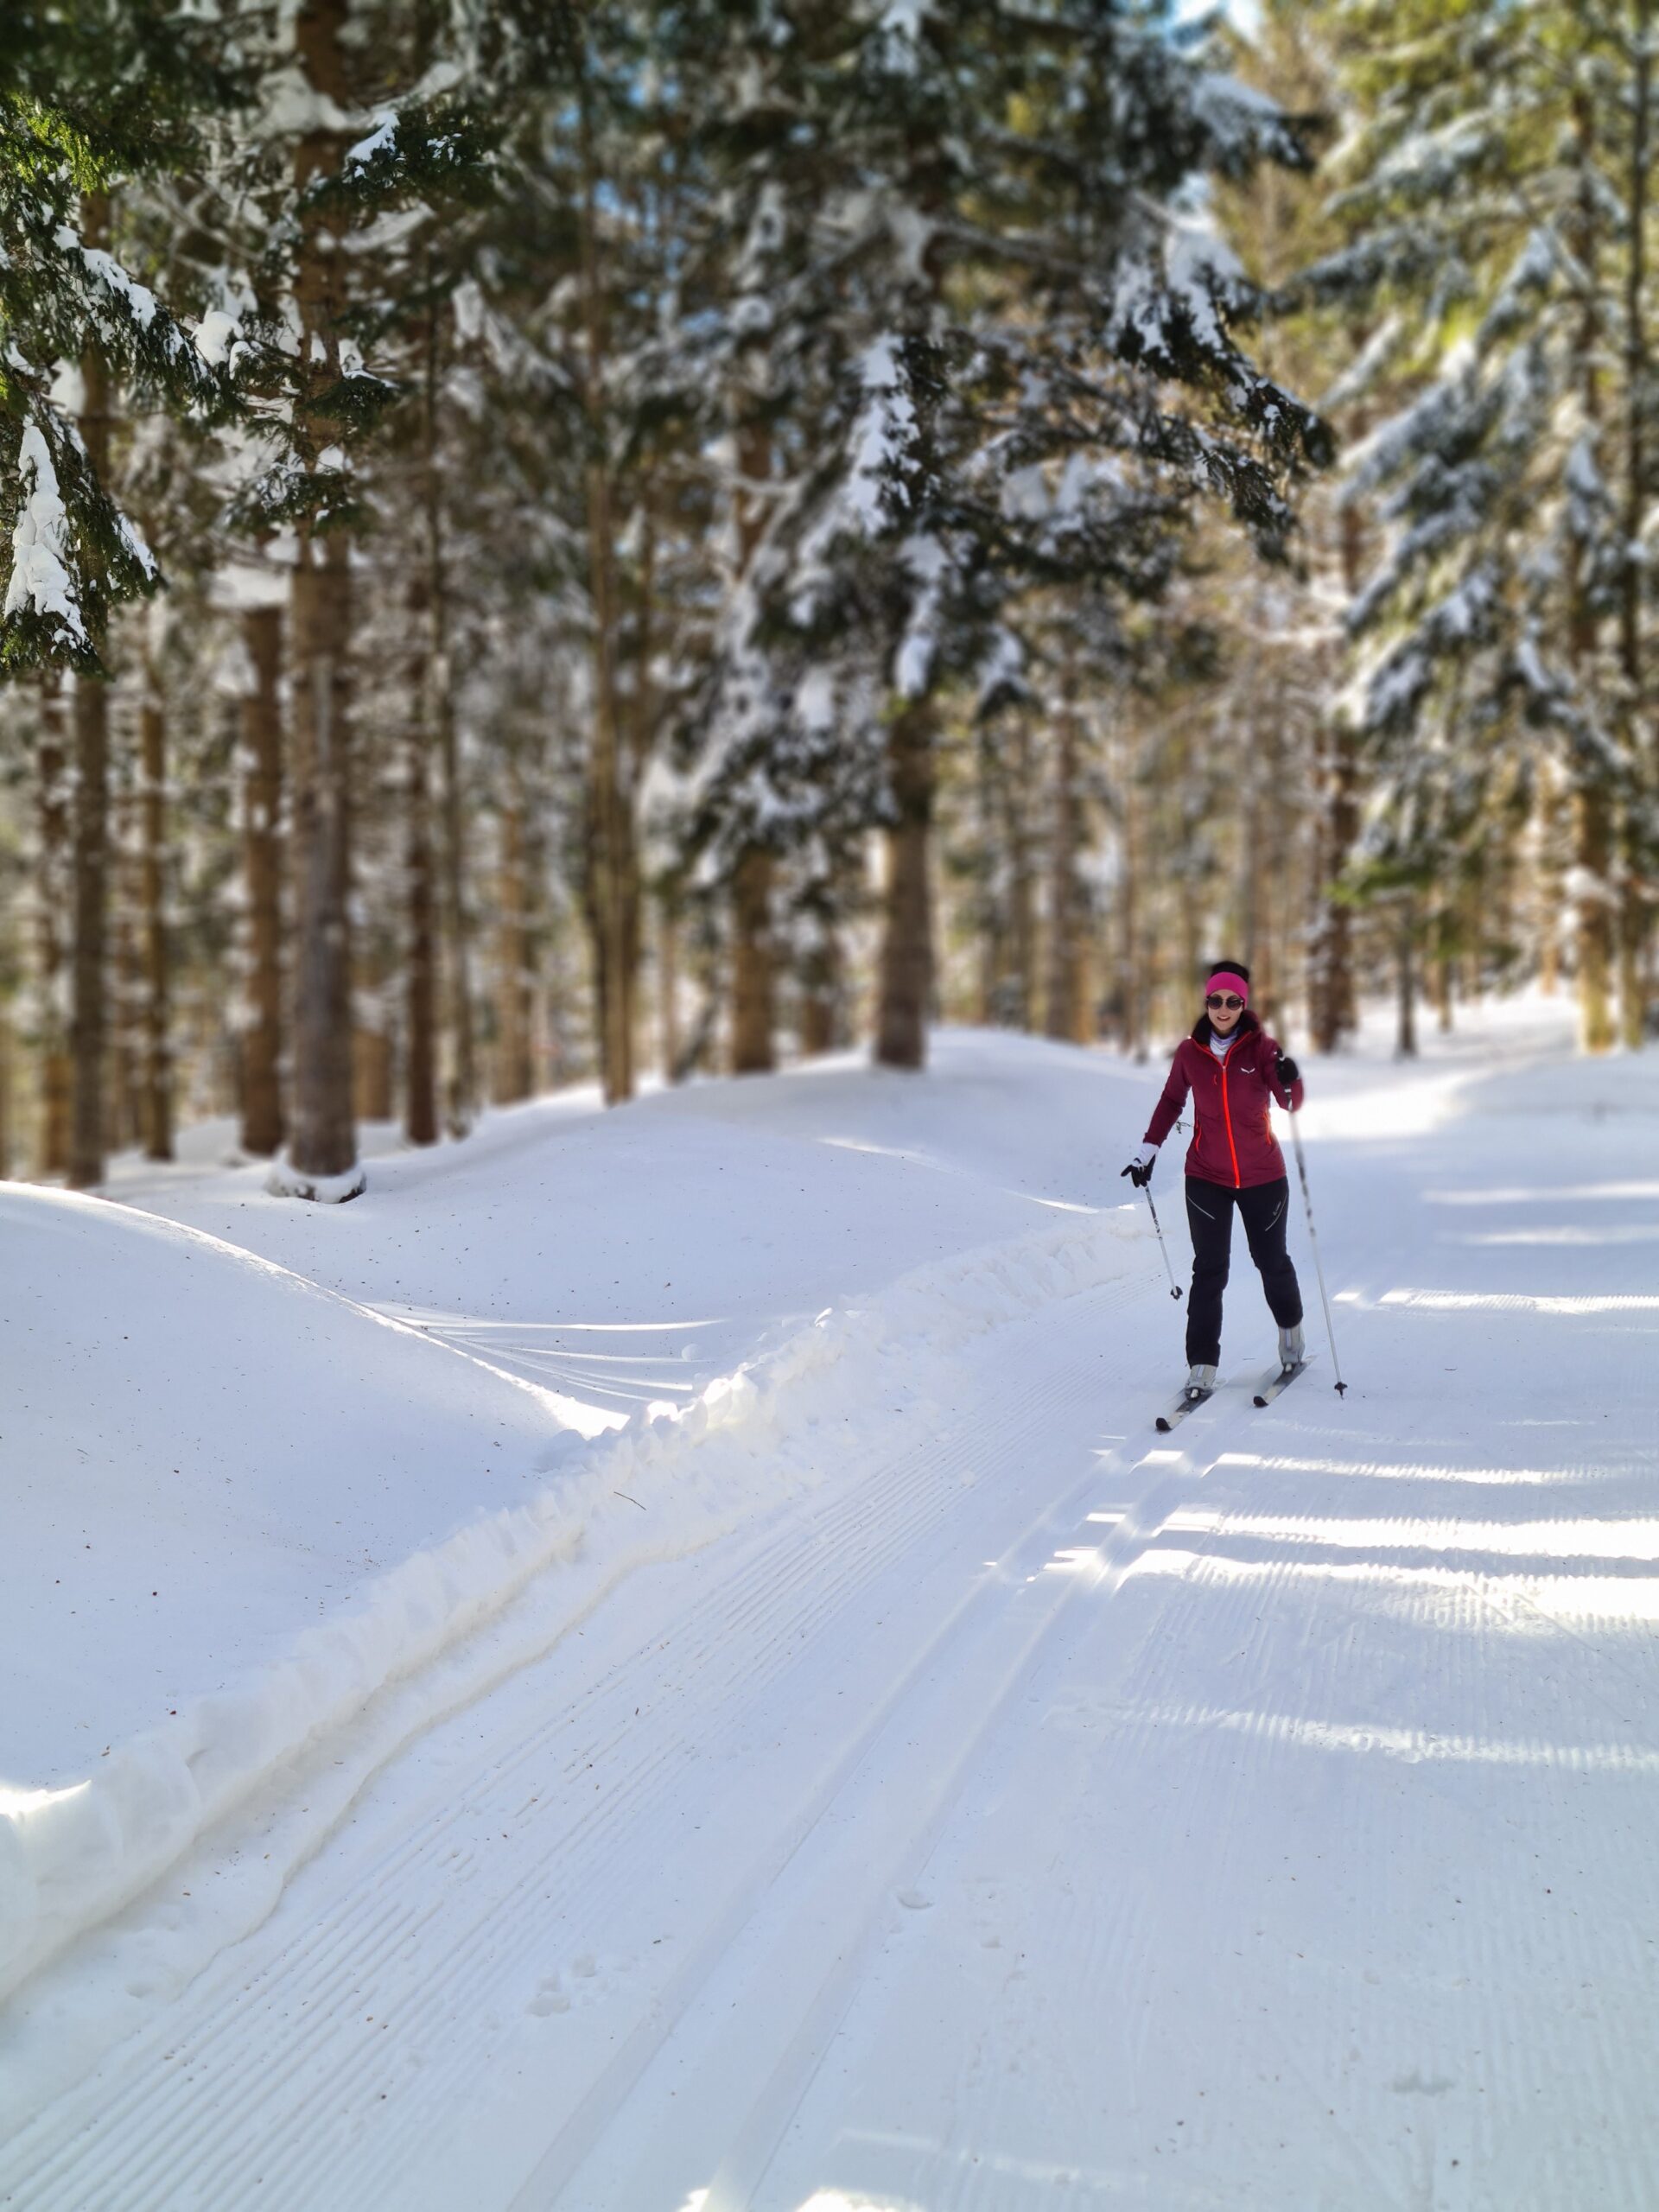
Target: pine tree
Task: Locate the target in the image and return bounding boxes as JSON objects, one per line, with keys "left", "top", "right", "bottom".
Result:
{"left": 1298, "top": 0, "right": 1659, "bottom": 1051}
{"left": 683, "top": 0, "right": 1329, "bottom": 1072}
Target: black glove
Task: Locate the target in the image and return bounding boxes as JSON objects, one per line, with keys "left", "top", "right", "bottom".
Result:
{"left": 1276, "top": 1052, "right": 1300, "bottom": 1086}
{"left": 1121, "top": 1156, "right": 1154, "bottom": 1189}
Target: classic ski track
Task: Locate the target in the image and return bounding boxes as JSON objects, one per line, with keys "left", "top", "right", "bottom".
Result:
{"left": 541, "top": 1410, "right": 1258, "bottom": 2207}
{"left": 747, "top": 1439, "right": 1659, "bottom": 2212}
{"left": 1, "top": 1271, "right": 1155, "bottom": 2212}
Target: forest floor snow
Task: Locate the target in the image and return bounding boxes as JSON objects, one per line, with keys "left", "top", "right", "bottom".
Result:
{"left": 4, "top": 1001, "right": 1659, "bottom": 2209}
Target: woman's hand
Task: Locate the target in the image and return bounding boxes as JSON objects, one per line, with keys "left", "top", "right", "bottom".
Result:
{"left": 1121, "top": 1145, "right": 1157, "bottom": 1189}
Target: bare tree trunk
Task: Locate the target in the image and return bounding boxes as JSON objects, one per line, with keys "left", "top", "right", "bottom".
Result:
{"left": 69, "top": 670, "right": 111, "bottom": 1187}
{"left": 1310, "top": 378, "right": 1369, "bottom": 1053}
{"left": 419, "top": 288, "right": 475, "bottom": 1139}
{"left": 35, "top": 676, "right": 73, "bottom": 1176}
{"left": 1045, "top": 697, "right": 1087, "bottom": 1041}
{"left": 0, "top": 1005, "right": 12, "bottom": 1179}
{"left": 1395, "top": 899, "right": 1419, "bottom": 1058}
{"left": 281, "top": 0, "right": 359, "bottom": 1193}
{"left": 798, "top": 919, "right": 840, "bottom": 1057}
{"left": 404, "top": 627, "right": 439, "bottom": 1145}
{"left": 579, "top": 67, "right": 637, "bottom": 1106}
{"left": 69, "top": 194, "right": 113, "bottom": 1190}
{"left": 1432, "top": 908, "right": 1454, "bottom": 1036}
{"left": 1117, "top": 741, "right": 1141, "bottom": 1057}
{"left": 727, "top": 417, "right": 778, "bottom": 1073}
{"left": 874, "top": 701, "right": 934, "bottom": 1070}
{"left": 1618, "top": 28, "right": 1652, "bottom": 1051}
{"left": 240, "top": 605, "right": 285, "bottom": 1154}
{"left": 493, "top": 785, "right": 534, "bottom": 1104}
{"left": 657, "top": 890, "right": 682, "bottom": 1082}
{"left": 139, "top": 663, "right": 171, "bottom": 1159}
{"left": 287, "top": 537, "right": 358, "bottom": 1184}
{"left": 730, "top": 848, "right": 775, "bottom": 1073}
{"left": 1563, "top": 92, "right": 1617, "bottom": 1053}
{"left": 1008, "top": 719, "right": 1037, "bottom": 1028}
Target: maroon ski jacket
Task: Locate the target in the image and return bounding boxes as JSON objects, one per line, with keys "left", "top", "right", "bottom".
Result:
{"left": 1142, "top": 1011, "right": 1304, "bottom": 1191}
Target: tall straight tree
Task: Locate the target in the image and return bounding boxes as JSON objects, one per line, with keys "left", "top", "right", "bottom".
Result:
{"left": 1299, "top": 0, "right": 1659, "bottom": 1051}
{"left": 685, "top": 0, "right": 1329, "bottom": 1071}
{"left": 3, "top": 8, "right": 234, "bottom": 1182}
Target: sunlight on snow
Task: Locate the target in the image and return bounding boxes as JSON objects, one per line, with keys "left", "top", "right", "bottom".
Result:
{"left": 1426, "top": 1179, "right": 1659, "bottom": 1205}
{"left": 1163, "top": 1506, "right": 1659, "bottom": 1560}
{"left": 1378, "top": 1287, "right": 1659, "bottom": 1313}
{"left": 0, "top": 1779, "right": 89, "bottom": 1818}
{"left": 1219, "top": 1451, "right": 1620, "bottom": 1488}
{"left": 1292, "top": 1070, "right": 1471, "bottom": 1141}
{"left": 1451, "top": 1224, "right": 1659, "bottom": 1246}
{"left": 1104, "top": 1699, "right": 1659, "bottom": 1771}
{"left": 1131, "top": 1547, "right": 1659, "bottom": 1622}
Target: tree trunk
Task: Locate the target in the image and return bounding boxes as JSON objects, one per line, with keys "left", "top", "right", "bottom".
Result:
{"left": 1008, "top": 719, "right": 1038, "bottom": 1028}
{"left": 68, "top": 194, "right": 113, "bottom": 1190}
{"left": 1045, "top": 698, "right": 1088, "bottom": 1043}
{"left": 579, "top": 67, "right": 637, "bottom": 1106}
{"left": 658, "top": 893, "right": 682, "bottom": 1082}
{"left": 493, "top": 787, "right": 534, "bottom": 1104}
{"left": 420, "top": 286, "right": 475, "bottom": 1139}
{"left": 69, "top": 665, "right": 111, "bottom": 1188}
{"left": 798, "top": 920, "right": 840, "bottom": 1057}
{"left": 730, "top": 848, "right": 775, "bottom": 1073}
{"left": 287, "top": 538, "right": 358, "bottom": 1185}
{"left": 0, "top": 1005, "right": 12, "bottom": 1180}
{"left": 1618, "top": 31, "right": 1652, "bottom": 1051}
{"left": 1310, "top": 373, "right": 1369, "bottom": 1053}
{"left": 1395, "top": 900, "right": 1419, "bottom": 1059}
{"left": 35, "top": 677, "right": 73, "bottom": 1176}
{"left": 874, "top": 702, "right": 934, "bottom": 1071}
{"left": 241, "top": 605, "right": 285, "bottom": 1154}
{"left": 281, "top": 0, "right": 359, "bottom": 1193}
{"left": 404, "top": 581, "right": 439, "bottom": 1146}
{"left": 726, "top": 416, "right": 778, "bottom": 1073}
{"left": 139, "top": 666, "right": 172, "bottom": 1160}
{"left": 405, "top": 721, "right": 439, "bottom": 1144}
{"left": 1117, "top": 740, "right": 1144, "bottom": 1058}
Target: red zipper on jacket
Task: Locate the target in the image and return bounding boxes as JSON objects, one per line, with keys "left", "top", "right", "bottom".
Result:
{"left": 1218, "top": 1048, "right": 1242, "bottom": 1188}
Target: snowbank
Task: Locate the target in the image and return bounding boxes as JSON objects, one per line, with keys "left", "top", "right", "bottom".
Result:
{"left": 1, "top": 1147, "right": 1147, "bottom": 2007}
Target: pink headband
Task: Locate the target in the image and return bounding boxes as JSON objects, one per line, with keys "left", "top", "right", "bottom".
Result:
{"left": 1207, "top": 971, "right": 1249, "bottom": 1005}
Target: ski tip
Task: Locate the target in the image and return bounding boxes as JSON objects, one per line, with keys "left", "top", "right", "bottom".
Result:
{"left": 1154, "top": 1416, "right": 1173, "bottom": 1433}
{"left": 1252, "top": 1394, "right": 1268, "bottom": 1408}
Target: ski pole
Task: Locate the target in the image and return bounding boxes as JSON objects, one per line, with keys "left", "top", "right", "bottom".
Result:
{"left": 1287, "top": 1108, "right": 1347, "bottom": 1395}
{"left": 1142, "top": 1185, "right": 1183, "bottom": 1302}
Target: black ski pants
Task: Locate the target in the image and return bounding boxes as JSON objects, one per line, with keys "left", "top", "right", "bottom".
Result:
{"left": 1184, "top": 1174, "right": 1302, "bottom": 1367}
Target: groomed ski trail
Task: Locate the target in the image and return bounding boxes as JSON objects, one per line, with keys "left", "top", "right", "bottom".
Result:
{"left": 0, "top": 1267, "right": 1226, "bottom": 2212}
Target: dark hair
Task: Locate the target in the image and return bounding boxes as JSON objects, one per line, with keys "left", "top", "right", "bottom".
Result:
{"left": 1206, "top": 957, "right": 1251, "bottom": 984}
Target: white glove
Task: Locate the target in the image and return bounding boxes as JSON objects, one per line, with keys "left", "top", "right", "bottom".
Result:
{"left": 1121, "top": 1141, "right": 1159, "bottom": 1189}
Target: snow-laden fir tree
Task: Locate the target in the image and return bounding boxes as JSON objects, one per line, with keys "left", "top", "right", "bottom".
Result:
{"left": 2, "top": 4, "right": 242, "bottom": 1185}
{"left": 679, "top": 0, "right": 1330, "bottom": 1071}
{"left": 1298, "top": 0, "right": 1659, "bottom": 1051}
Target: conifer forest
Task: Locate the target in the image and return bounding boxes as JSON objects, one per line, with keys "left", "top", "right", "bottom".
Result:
{"left": 3, "top": 0, "right": 1656, "bottom": 1198}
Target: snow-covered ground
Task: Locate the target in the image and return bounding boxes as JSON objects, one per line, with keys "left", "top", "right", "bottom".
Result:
{"left": 3, "top": 997, "right": 1657, "bottom": 2209}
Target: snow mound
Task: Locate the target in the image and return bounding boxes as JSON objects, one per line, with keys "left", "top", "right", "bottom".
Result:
{"left": 1, "top": 1172, "right": 1147, "bottom": 2012}
{"left": 0, "top": 1188, "right": 567, "bottom": 2003}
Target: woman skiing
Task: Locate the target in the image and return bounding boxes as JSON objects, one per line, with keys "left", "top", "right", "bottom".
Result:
{"left": 1122, "top": 960, "right": 1306, "bottom": 1408}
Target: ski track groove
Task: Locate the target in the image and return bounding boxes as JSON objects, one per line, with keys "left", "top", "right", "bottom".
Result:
{"left": 601, "top": 1422, "right": 1270, "bottom": 2210}
{"left": 308, "top": 1336, "right": 1129, "bottom": 2212}
{"left": 1, "top": 1274, "right": 1150, "bottom": 2212}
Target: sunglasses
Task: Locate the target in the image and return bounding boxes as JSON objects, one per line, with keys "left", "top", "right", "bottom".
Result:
{"left": 1205, "top": 993, "right": 1243, "bottom": 1010}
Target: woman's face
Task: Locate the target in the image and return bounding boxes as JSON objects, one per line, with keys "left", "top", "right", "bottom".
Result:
{"left": 1206, "top": 988, "right": 1244, "bottom": 1036}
